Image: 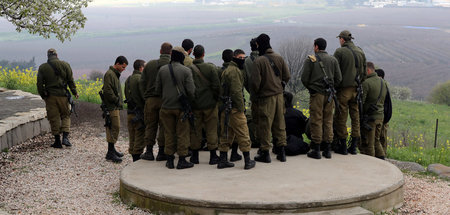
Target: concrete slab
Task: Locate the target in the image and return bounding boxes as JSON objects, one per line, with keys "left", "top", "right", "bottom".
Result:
{"left": 120, "top": 151, "right": 404, "bottom": 214}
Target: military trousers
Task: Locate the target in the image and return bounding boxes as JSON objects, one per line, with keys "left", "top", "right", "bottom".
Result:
{"left": 309, "top": 93, "right": 334, "bottom": 144}
{"left": 380, "top": 122, "right": 389, "bottom": 155}
{"left": 190, "top": 107, "right": 219, "bottom": 151}
{"left": 159, "top": 108, "right": 190, "bottom": 157}
{"left": 127, "top": 113, "right": 146, "bottom": 155}
{"left": 255, "top": 93, "right": 287, "bottom": 151}
{"left": 218, "top": 109, "right": 251, "bottom": 152}
{"left": 45, "top": 95, "right": 71, "bottom": 135}
{"left": 360, "top": 119, "right": 385, "bottom": 157}
{"left": 144, "top": 97, "right": 165, "bottom": 147}
{"left": 334, "top": 87, "right": 360, "bottom": 139}
{"left": 106, "top": 110, "right": 120, "bottom": 144}
{"left": 249, "top": 100, "right": 260, "bottom": 146}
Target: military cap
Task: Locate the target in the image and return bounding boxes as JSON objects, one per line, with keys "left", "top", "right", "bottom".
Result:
{"left": 337, "top": 30, "right": 354, "bottom": 40}
{"left": 47, "top": 48, "right": 57, "bottom": 56}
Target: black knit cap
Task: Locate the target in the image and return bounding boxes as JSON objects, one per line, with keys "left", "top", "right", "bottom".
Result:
{"left": 256, "top": 33, "right": 271, "bottom": 55}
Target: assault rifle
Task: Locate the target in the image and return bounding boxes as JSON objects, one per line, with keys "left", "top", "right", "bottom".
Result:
{"left": 125, "top": 99, "right": 145, "bottom": 130}
{"left": 356, "top": 75, "right": 364, "bottom": 123}
{"left": 220, "top": 82, "right": 233, "bottom": 139}
{"left": 168, "top": 64, "right": 195, "bottom": 132}
{"left": 47, "top": 60, "right": 77, "bottom": 117}
{"left": 316, "top": 55, "right": 340, "bottom": 115}
{"left": 99, "top": 90, "right": 112, "bottom": 129}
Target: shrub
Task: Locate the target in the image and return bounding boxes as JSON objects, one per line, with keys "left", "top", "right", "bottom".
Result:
{"left": 428, "top": 80, "right": 450, "bottom": 106}
{"left": 390, "top": 86, "right": 412, "bottom": 100}
{"left": 88, "top": 70, "right": 104, "bottom": 81}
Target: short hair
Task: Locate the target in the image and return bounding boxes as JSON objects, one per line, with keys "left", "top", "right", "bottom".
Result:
{"left": 314, "top": 38, "right": 327, "bottom": 50}
{"left": 250, "top": 38, "right": 258, "bottom": 51}
{"left": 193, "top": 45, "right": 205, "bottom": 58}
{"left": 222, "top": 49, "right": 233, "bottom": 63}
{"left": 115, "top": 56, "right": 128, "bottom": 65}
{"left": 161, "top": 42, "right": 172, "bottom": 55}
{"left": 233, "top": 49, "right": 245, "bottom": 57}
{"left": 182, "top": 39, "right": 194, "bottom": 51}
{"left": 367, "top": 62, "right": 375, "bottom": 72}
{"left": 375, "top": 69, "right": 385, "bottom": 79}
{"left": 133, "top": 59, "right": 145, "bottom": 70}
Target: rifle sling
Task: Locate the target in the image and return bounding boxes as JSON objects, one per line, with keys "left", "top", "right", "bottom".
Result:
{"left": 168, "top": 64, "right": 182, "bottom": 95}
{"left": 47, "top": 60, "right": 67, "bottom": 89}
{"left": 191, "top": 64, "right": 210, "bottom": 86}
{"left": 263, "top": 54, "right": 281, "bottom": 77}
{"left": 315, "top": 54, "right": 330, "bottom": 81}
{"left": 345, "top": 46, "right": 359, "bottom": 68}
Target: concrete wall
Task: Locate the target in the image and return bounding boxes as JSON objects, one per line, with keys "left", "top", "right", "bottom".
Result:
{"left": 0, "top": 118, "right": 50, "bottom": 151}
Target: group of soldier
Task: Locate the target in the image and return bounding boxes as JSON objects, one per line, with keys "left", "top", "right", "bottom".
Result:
{"left": 36, "top": 30, "right": 391, "bottom": 171}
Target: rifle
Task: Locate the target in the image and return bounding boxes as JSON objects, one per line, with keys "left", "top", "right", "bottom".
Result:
{"left": 99, "top": 90, "right": 112, "bottom": 129}
{"left": 315, "top": 55, "right": 340, "bottom": 115}
{"left": 168, "top": 64, "right": 195, "bottom": 132}
{"left": 124, "top": 99, "right": 145, "bottom": 130}
{"left": 360, "top": 79, "right": 384, "bottom": 132}
{"left": 356, "top": 75, "right": 364, "bottom": 123}
{"left": 47, "top": 60, "right": 77, "bottom": 117}
{"left": 220, "top": 82, "right": 232, "bottom": 139}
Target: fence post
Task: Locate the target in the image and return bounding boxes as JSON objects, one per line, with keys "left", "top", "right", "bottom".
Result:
{"left": 434, "top": 119, "right": 438, "bottom": 148}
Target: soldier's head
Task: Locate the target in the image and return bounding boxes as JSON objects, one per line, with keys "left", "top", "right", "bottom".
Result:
{"left": 250, "top": 38, "right": 258, "bottom": 52}
{"left": 182, "top": 39, "right": 194, "bottom": 55}
{"left": 375, "top": 69, "right": 385, "bottom": 79}
{"left": 233, "top": 49, "right": 246, "bottom": 69}
{"left": 337, "top": 30, "right": 354, "bottom": 45}
{"left": 193, "top": 45, "right": 205, "bottom": 59}
{"left": 284, "top": 91, "right": 294, "bottom": 108}
{"left": 222, "top": 49, "right": 233, "bottom": 63}
{"left": 367, "top": 62, "right": 375, "bottom": 75}
{"left": 160, "top": 42, "right": 173, "bottom": 55}
{"left": 313, "top": 38, "right": 327, "bottom": 52}
{"left": 47, "top": 48, "right": 57, "bottom": 58}
{"left": 171, "top": 46, "right": 186, "bottom": 64}
{"left": 256, "top": 33, "right": 271, "bottom": 56}
{"left": 133, "top": 59, "right": 145, "bottom": 72}
{"left": 114, "top": 56, "right": 128, "bottom": 73}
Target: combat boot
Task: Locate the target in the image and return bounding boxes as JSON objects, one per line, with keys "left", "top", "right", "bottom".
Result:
{"left": 62, "top": 132, "right": 72, "bottom": 147}
{"left": 276, "top": 146, "right": 286, "bottom": 162}
{"left": 307, "top": 143, "right": 321, "bottom": 159}
{"left": 254, "top": 150, "right": 271, "bottom": 163}
{"left": 110, "top": 142, "right": 124, "bottom": 157}
{"left": 156, "top": 146, "right": 167, "bottom": 161}
{"left": 209, "top": 149, "right": 219, "bottom": 165}
{"left": 243, "top": 151, "right": 255, "bottom": 170}
{"left": 217, "top": 151, "right": 234, "bottom": 169}
{"left": 334, "top": 138, "right": 348, "bottom": 155}
{"left": 106, "top": 142, "right": 122, "bottom": 163}
{"left": 166, "top": 155, "right": 175, "bottom": 169}
{"left": 322, "top": 142, "right": 332, "bottom": 159}
{"left": 51, "top": 135, "right": 62, "bottom": 148}
{"left": 141, "top": 145, "right": 155, "bottom": 160}
{"left": 230, "top": 142, "right": 242, "bottom": 162}
{"left": 131, "top": 154, "right": 141, "bottom": 162}
{"left": 376, "top": 156, "right": 385, "bottom": 160}
{"left": 348, "top": 137, "right": 359, "bottom": 155}
{"left": 176, "top": 156, "right": 194, "bottom": 169}
{"left": 190, "top": 150, "right": 199, "bottom": 164}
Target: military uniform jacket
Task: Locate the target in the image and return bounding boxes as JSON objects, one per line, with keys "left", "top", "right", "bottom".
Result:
{"left": 250, "top": 49, "right": 290, "bottom": 98}
{"left": 333, "top": 41, "right": 367, "bottom": 88}
{"left": 190, "top": 59, "right": 220, "bottom": 110}
{"left": 140, "top": 54, "right": 171, "bottom": 99}
{"left": 155, "top": 62, "right": 195, "bottom": 110}
{"left": 125, "top": 70, "right": 145, "bottom": 110}
{"left": 217, "top": 62, "right": 230, "bottom": 81}
{"left": 221, "top": 62, "right": 245, "bottom": 112}
{"left": 244, "top": 51, "right": 258, "bottom": 96}
{"left": 362, "top": 72, "right": 388, "bottom": 120}
{"left": 102, "top": 66, "right": 123, "bottom": 111}
{"left": 183, "top": 52, "right": 194, "bottom": 67}
{"left": 37, "top": 56, "right": 77, "bottom": 99}
{"left": 301, "top": 51, "right": 342, "bottom": 95}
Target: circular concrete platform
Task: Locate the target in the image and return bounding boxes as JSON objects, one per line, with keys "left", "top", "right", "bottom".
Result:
{"left": 120, "top": 150, "right": 404, "bottom": 214}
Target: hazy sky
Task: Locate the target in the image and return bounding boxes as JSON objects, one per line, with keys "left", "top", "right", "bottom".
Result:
{"left": 90, "top": 0, "right": 195, "bottom": 7}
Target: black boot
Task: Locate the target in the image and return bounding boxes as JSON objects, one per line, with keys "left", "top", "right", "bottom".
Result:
{"left": 376, "top": 156, "right": 385, "bottom": 160}
{"left": 276, "top": 146, "right": 286, "bottom": 162}
{"left": 177, "top": 156, "right": 194, "bottom": 169}
{"left": 51, "top": 135, "right": 62, "bottom": 148}
{"left": 348, "top": 137, "right": 359, "bottom": 155}
{"left": 131, "top": 154, "right": 141, "bottom": 162}
{"left": 156, "top": 146, "right": 167, "bottom": 161}
{"left": 62, "top": 132, "right": 72, "bottom": 147}
{"left": 106, "top": 142, "right": 122, "bottom": 163}
{"left": 190, "top": 150, "right": 199, "bottom": 164}
{"left": 166, "top": 155, "right": 175, "bottom": 169}
{"left": 254, "top": 150, "right": 271, "bottom": 163}
{"left": 307, "top": 143, "right": 322, "bottom": 159}
{"left": 141, "top": 145, "right": 155, "bottom": 160}
{"left": 322, "top": 142, "right": 332, "bottom": 159}
{"left": 110, "top": 142, "right": 124, "bottom": 157}
{"left": 230, "top": 142, "right": 242, "bottom": 162}
{"left": 243, "top": 151, "right": 255, "bottom": 170}
{"left": 334, "top": 139, "right": 348, "bottom": 155}
{"left": 217, "top": 151, "right": 234, "bottom": 169}
{"left": 209, "top": 149, "right": 219, "bottom": 165}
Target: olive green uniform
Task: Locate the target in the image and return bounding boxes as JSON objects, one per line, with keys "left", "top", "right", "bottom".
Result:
{"left": 360, "top": 72, "right": 387, "bottom": 157}
{"left": 155, "top": 62, "right": 195, "bottom": 157}
{"left": 301, "top": 51, "right": 342, "bottom": 144}
{"left": 189, "top": 59, "right": 220, "bottom": 150}
{"left": 183, "top": 52, "right": 193, "bottom": 67}
{"left": 140, "top": 54, "right": 171, "bottom": 148}
{"left": 37, "top": 56, "right": 77, "bottom": 135}
{"left": 125, "top": 70, "right": 146, "bottom": 155}
{"left": 219, "top": 62, "right": 251, "bottom": 152}
{"left": 250, "top": 49, "right": 290, "bottom": 151}
{"left": 380, "top": 122, "right": 389, "bottom": 155}
{"left": 217, "top": 62, "right": 230, "bottom": 81}
{"left": 102, "top": 66, "right": 123, "bottom": 144}
{"left": 333, "top": 41, "right": 367, "bottom": 139}
{"left": 244, "top": 51, "right": 259, "bottom": 146}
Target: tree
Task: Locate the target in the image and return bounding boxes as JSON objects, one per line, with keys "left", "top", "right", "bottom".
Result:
{"left": 0, "top": 0, "right": 92, "bottom": 42}
{"left": 428, "top": 80, "right": 450, "bottom": 106}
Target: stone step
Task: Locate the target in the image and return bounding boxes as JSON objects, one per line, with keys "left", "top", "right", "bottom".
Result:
{"left": 219, "top": 207, "right": 373, "bottom": 215}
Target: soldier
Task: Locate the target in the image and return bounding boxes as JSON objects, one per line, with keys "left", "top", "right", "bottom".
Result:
{"left": 375, "top": 68, "right": 391, "bottom": 155}
{"left": 182, "top": 39, "right": 194, "bottom": 67}
{"left": 155, "top": 46, "right": 196, "bottom": 169}
{"left": 37, "top": 48, "right": 78, "bottom": 148}
{"left": 333, "top": 30, "right": 367, "bottom": 155}
{"left": 140, "top": 42, "right": 172, "bottom": 161}
{"left": 217, "top": 49, "right": 233, "bottom": 79}
{"left": 125, "top": 59, "right": 146, "bottom": 162}
{"left": 244, "top": 38, "right": 260, "bottom": 149}
{"left": 102, "top": 56, "right": 128, "bottom": 163}
{"left": 360, "top": 62, "right": 387, "bottom": 159}
{"left": 301, "top": 38, "right": 342, "bottom": 159}
{"left": 218, "top": 49, "right": 256, "bottom": 170}
{"left": 188, "top": 45, "right": 221, "bottom": 165}
{"left": 250, "top": 33, "right": 290, "bottom": 163}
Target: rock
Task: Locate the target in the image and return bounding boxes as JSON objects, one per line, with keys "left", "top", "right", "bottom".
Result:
{"left": 427, "top": 163, "right": 450, "bottom": 179}
{"left": 98, "top": 132, "right": 106, "bottom": 138}
{"left": 386, "top": 159, "right": 425, "bottom": 172}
